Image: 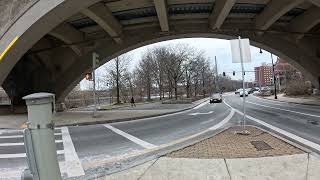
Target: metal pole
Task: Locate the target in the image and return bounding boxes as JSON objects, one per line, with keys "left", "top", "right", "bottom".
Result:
{"left": 238, "top": 36, "right": 247, "bottom": 132}
{"left": 214, "top": 56, "right": 219, "bottom": 93}
{"left": 22, "top": 93, "right": 62, "bottom": 180}
{"left": 259, "top": 68, "right": 262, "bottom": 90}
{"left": 92, "top": 52, "right": 99, "bottom": 117}
{"left": 271, "top": 53, "right": 277, "bottom": 99}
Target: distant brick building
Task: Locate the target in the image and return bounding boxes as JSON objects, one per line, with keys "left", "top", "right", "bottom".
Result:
{"left": 274, "top": 58, "right": 303, "bottom": 89}
{"left": 254, "top": 63, "right": 273, "bottom": 86}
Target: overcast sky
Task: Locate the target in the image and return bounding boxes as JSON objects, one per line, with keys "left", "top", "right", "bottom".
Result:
{"left": 81, "top": 38, "right": 278, "bottom": 89}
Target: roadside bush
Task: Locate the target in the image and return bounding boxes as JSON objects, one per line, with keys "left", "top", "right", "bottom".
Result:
{"left": 285, "top": 80, "right": 308, "bottom": 96}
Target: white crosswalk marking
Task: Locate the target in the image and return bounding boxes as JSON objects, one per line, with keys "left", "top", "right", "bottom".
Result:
{"left": 0, "top": 132, "right": 62, "bottom": 139}
{"left": 0, "top": 150, "right": 65, "bottom": 159}
{"left": 61, "top": 127, "right": 85, "bottom": 177}
{"left": 0, "top": 139, "right": 63, "bottom": 146}
{"left": 104, "top": 124, "right": 157, "bottom": 149}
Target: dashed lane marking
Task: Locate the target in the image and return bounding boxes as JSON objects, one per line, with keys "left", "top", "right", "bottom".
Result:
{"left": 247, "top": 100, "right": 320, "bottom": 118}
{"left": 61, "top": 127, "right": 85, "bottom": 177}
{"left": 189, "top": 111, "right": 214, "bottom": 116}
{"left": 104, "top": 124, "right": 157, "bottom": 149}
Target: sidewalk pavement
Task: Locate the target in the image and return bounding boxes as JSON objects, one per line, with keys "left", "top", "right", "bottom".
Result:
{"left": 0, "top": 98, "right": 209, "bottom": 129}
{"left": 261, "top": 93, "right": 320, "bottom": 106}
{"left": 101, "top": 154, "right": 320, "bottom": 180}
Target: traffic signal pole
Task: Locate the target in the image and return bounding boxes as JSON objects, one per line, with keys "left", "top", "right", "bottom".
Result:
{"left": 215, "top": 56, "right": 219, "bottom": 93}
{"left": 92, "top": 52, "right": 99, "bottom": 117}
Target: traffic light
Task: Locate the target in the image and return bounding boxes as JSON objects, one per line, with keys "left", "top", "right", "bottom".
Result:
{"left": 233, "top": 71, "right": 235, "bottom": 76}
{"left": 243, "top": 71, "right": 245, "bottom": 75}
{"left": 223, "top": 72, "right": 226, "bottom": 76}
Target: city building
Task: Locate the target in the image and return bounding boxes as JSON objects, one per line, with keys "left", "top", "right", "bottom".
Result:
{"left": 254, "top": 63, "right": 273, "bottom": 87}
{"left": 274, "top": 58, "right": 303, "bottom": 90}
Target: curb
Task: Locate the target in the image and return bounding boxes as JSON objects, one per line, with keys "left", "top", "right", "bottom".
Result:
{"left": 55, "top": 98, "right": 210, "bottom": 127}
{"left": 253, "top": 94, "right": 320, "bottom": 106}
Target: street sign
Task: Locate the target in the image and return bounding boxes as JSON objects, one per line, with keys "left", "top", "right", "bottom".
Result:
{"left": 230, "top": 38, "right": 251, "bottom": 63}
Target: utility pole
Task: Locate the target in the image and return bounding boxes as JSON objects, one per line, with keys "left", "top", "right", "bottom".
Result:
{"left": 116, "top": 57, "right": 120, "bottom": 104}
{"left": 271, "top": 53, "right": 277, "bottom": 99}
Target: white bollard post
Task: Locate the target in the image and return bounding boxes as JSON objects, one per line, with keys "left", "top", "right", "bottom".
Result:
{"left": 22, "top": 93, "right": 62, "bottom": 180}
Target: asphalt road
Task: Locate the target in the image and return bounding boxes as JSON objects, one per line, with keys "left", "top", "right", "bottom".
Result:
{"left": 0, "top": 93, "right": 320, "bottom": 179}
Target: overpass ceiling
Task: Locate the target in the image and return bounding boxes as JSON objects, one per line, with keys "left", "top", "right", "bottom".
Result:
{"left": 65, "top": 0, "right": 312, "bottom": 34}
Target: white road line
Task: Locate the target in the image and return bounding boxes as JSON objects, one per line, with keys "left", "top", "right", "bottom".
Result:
{"left": 209, "top": 109, "right": 235, "bottom": 130}
{"left": 224, "top": 101, "right": 320, "bottom": 152}
{"left": 189, "top": 111, "right": 214, "bottom": 116}
{"left": 104, "top": 124, "right": 157, "bottom": 149}
{"left": 193, "top": 100, "right": 208, "bottom": 109}
{"left": 61, "top": 127, "right": 85, "bottom": 177}
{"left": 0, "top": 129, "right": 23, "bottom": 135}
{"left": 0, "top": 140, "right": 62, "bottom": 146}
{"left": 0, "top": 150, "right": 64, "bottom": 159}
{"left": 247, "top": 100, "right": 320, "bottom": 118}
{"left": 0, "top": 133, "right": 62, "bottom": 139}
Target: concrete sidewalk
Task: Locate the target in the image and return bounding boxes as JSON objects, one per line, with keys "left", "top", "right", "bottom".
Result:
{"left": 100, "top": 153, "right": 320, "bottom": 180}
{"left": 261, "top": 93, "right": 320, "bottom": 106}
{"left": 0, "top": 98, "right": 209, "bottom": 129}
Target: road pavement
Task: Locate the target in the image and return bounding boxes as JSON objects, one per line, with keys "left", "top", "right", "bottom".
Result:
{"left": 0, "top": 93, "right": 320, "bottom": 179}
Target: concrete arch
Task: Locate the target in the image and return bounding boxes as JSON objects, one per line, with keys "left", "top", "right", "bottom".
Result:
{"left": 0, "top": 0, "right": 320, "bottom": 105}
{"left": 0, "top": 0, "right": 99, "bottom": 85}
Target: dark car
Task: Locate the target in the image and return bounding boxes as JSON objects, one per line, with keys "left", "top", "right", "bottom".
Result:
{"left": 210, "top": 93, "right": 222, "bottom": 103}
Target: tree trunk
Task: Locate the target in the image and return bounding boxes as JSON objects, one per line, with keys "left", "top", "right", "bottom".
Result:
{"left": 174, "top": 80, "right": 178, "bottom": 100}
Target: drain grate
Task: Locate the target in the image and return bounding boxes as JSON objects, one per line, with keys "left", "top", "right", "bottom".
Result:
{"left": 250, "top": 141, "right": 273, "bottom": 151}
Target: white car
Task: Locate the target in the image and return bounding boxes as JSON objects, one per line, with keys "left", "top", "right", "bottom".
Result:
{"left": 239, "top": 89, "right": 248, "bottom": 97}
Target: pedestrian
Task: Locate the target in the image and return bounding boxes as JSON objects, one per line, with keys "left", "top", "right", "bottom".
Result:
{"left": 131, "top": 96, "right": 136, "bottom": 107}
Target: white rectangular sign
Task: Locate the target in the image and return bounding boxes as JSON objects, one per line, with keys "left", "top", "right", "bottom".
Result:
{"left": 230, "top": 38, "right": 252, "bottom": 63}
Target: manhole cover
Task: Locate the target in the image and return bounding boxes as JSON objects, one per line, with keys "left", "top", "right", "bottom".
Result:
{"left": 250, "top": 141, "right": 273, "bottom": 151}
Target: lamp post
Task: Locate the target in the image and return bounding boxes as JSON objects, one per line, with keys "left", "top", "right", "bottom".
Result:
{"left": 270, "top": 53, "right": 277, "bottom": 99}
{"left": 259, "top": 49, "right": 277, "bottom": 99}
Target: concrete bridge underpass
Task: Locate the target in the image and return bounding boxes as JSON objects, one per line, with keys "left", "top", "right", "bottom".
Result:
{"left": 0, "top": 0, "right": 320, "bottom": 108}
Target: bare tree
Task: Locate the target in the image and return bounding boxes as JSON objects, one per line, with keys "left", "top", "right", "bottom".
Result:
{"left": 106, "top": 55, "right": 130, "bottom": 104}
{"left": 136, "top": 52, "right": 154, "bottom": 101}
